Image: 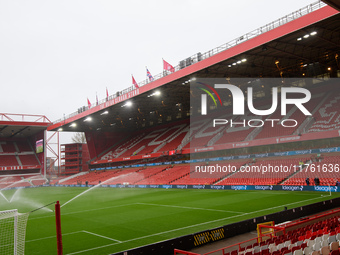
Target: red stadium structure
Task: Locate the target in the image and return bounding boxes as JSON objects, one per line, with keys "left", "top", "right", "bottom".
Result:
{"left": 1, "top": 1, "right": 340, "bottom": 254}
{"left": 48, "top": 3, "right": 340, "bottom": 252}
{"left": 48, "top": 2, "right": 339, "bottom": 174}
{"left": 0, "top": 113, "right": 58, "bottom": 187}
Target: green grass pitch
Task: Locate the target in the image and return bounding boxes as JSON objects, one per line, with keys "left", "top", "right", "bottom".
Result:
{"left": 0, "top": 187, "right": 339, "bottom": 255}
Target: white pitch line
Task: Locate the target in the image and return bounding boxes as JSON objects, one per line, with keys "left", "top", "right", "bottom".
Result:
{"left": 26, "top": 231, "right": 83, "bottom": 243}
{"left": 82, "top": 230, "right": 122, "bottom": 243}
{"left": 137, "top": 202, "right": 244, "bottom": 214}
{"left": 30, "top": 203, "right": 136, "bottom": 220}
{"left": 26, "top": 230, "right": 122, "bottom": 244}
{"left": 66, "top": 194, "right": 331, "bottom": 255}
{"left": 253, "top": 191, "right": 322, "bottom": 196}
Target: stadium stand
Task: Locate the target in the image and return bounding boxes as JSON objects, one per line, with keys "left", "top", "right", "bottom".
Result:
{"left": 0, "top": 174, "right": 46, "bottom": 189}
{"left": 255, "top": 97, "right": 322, "bottom": 140}
{"left": 250, "top": 218, "right": 339, "bottom": 254}
{"left": 85, "top": 81, "right": 340, "bottom": 168}
{"left": 0, "top": 175, "right": 23, "bottom": 189}
{"left": 55, "top": 153, "right": 339, "bottom": 187}
{"left": 0, "top": 2, "right": 338, "bottom": 255}
{"left": 100, "top": 124, "right": 188, "bottom": 160}
{"left": 283, "top": 155, "right": 340, "bottom": 186}
{"left": 44, "top": 150, "right": 340, "bottom": 187}
{"left": 0, "top": 155, "right": 19, "bottom": 167}
{"left": 308, "top": 94, "right": 340, "bottom": 133}
{"left": 216, "top": 158, "right": 308, "bottom": 186}
{"left": 19, "top": 154, "right": 40, "bottom": 166}
{"left": 185, "top": 210, "right": 340, "bottom": 255}
{"left": 0, "top": 139, "right": 40, "bottom": 168}
{"left": 22, "top": 1, "right": 339, "bottom": 254}
{"left": 58, "top": 163, "right": 220, "bottom": 186}
{"left": 61, "top": 169, "right": 121, "bottom": 185}
{"left": 133, "top": 165, "right": 185, "bottom": 185}
{"left": 16, "top": 141, "right": 33, "bottom": 152}
{"left": 0, "top": 141, "right": 17, "bottom": 153}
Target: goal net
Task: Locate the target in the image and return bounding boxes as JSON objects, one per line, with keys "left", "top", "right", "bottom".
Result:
{"left": 0, "top": 209, "right": 29, "bottom": 255}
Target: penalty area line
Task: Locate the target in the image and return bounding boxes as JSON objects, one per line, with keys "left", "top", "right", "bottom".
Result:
{"left": 26, "top": 230, "right": 122, "bottom": 244}
{"left": 82, "top": 230, "right": 122, "bottom": 243}
{"left": 26, "top": 231, "right": 83, "bottom": 243}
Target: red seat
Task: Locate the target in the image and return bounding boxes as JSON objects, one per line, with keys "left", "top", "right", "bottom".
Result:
{"left": 298, "top": 235, "right": 305, "bottom": 241}
{"left": 330, "top": 250, "right": 340, "bottom": 255}
{"left": 246, "top": 245, "right": 252, "bottom": 250}
{"left": 280, "top": 247, "right": 288, "bottom": 253}
{"left": 231, "top": 250, "right": 238, "bottom": 255}
{"left": 261, "top": 249, "right": 269, "bottom": 255}
{"left": 291, "top": 247, "right": 300, "bottom": 252}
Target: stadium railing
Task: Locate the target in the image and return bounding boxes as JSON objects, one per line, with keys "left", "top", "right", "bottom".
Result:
{"left": 174, "top": 249, "right": 201, "bottom": 255}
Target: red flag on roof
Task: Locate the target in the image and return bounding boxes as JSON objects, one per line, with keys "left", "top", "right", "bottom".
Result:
{"left": 132, "top": 75, "right": 139, "bottom": 89}
{"left": 106, "top": 87, "right": 109, "bottom": 100}
{"left": 87, "top": 98, "right": 91, "bottom": 109}
{"left": 163, "top": 59, "right": 175, "bottom": 73}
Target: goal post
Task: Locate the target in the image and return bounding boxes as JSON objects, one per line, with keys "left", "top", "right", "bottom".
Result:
{"left": 0, "top": 201, "right": 62, "bottom": 255}
{"left": 0, "top": 209, "right": 29, "bottom": 255}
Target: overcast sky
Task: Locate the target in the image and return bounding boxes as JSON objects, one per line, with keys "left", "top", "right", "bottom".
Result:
{"left": 0, "top": 0, "right": 319, "bottom": 143}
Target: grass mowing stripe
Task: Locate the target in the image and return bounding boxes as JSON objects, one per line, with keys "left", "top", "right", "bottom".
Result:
{"left": 82, "top": 231, "right": 122, "bottom": 243}
{"left": 65, "top": 193, "right": 331, "bottom": 255}
{"left": 137, "top": 202, "right": 245, "bottom": 214}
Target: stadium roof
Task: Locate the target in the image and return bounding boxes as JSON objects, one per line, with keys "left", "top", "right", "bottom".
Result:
{"left": 48, "top": 3, "right": 339, "bottom": 133}
{"left": 0, "top": 113, "right": 51, "bottom": 139}
{"left": 322, "top": 0, "right": 340, "bottom": 11}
